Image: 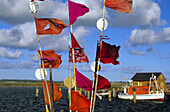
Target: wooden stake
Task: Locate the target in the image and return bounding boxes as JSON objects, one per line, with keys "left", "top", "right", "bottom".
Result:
{"left": 133, "top": 90, "right": 136, "bottom": 104}
{"left": 113, "top": 88, "right": 116, "bottom": 98}
{"left": 35, "top": 86, "right": 39, "bottom": 98}
{"left": 108, "top": 90, "right": 112, "bottom": 102}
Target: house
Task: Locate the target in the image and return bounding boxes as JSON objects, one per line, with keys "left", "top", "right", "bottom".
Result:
{"left": 131, "top": 72, "right": 166, "bottom": 92}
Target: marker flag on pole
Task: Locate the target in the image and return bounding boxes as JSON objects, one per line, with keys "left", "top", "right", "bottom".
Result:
{"left": 69, "top": 90, "right": 90, "bottom": 112}
{"left": 97, "top": 75, "right": 111, "bottom": 90}
{"left": 104, "top": 0, "right": 132, "bottom": 13}
{"left": 38, "top": 49, "right": 62, "bottom": 69}
{"left": 42, "top": 81, "right": 63, "bottom": 105}
{"left": 71, "top": 32, "right": 81, "bottom": 49}
{"left": 69, "top": 48, "right": 89, "bottom": 63}
{"left": 35, "top": 18, "right": 66, "bottom": 35}
{"left": 97, "top": 41, "right": 120, "bottom": 65}
{"left": 68, "top": 0, "right": 89, "bottom": 25}
{"left": 75, "top": 68, "right": 92, "bottom": 91}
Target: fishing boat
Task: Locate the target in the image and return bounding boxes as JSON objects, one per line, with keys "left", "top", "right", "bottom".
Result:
{"left": 118, "top": 74, "right": 165, "bottom": 101}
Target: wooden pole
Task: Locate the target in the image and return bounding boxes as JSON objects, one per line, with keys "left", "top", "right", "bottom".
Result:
{"left": 68, "top": 41, "right": 72, "bottom": 112}
{"left": 112, "top": 88, "right": 116, "bottom": 98}
{"left": 70, "top": 25, "right": 77, "bottom": 91}
{"left": 49, "top": 65, "right": 54, "bottom": 112}
{"left": 36, "top": 50, "right": 49, "bottom": 112}
{"left": 35, "top": 86, "right": 39, "bottom": 98}
{"left": 108, "top": 90, "right": 112, "bottom": 102}
{"left": 133, "top": 89, "right": 136, "bottom": 104}
{"left": 34, "top": 14, "right": 52, "bottom": 110}
{"left": 90, "top": 1, "right": 106, "bottom": 112}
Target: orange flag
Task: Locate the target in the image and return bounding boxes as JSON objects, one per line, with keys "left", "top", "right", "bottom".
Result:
{"left": 38, "top": 49, "right": 62, "bottom": 69}
{"left": 69, "top": 90, "right": 90, "bottom": 112}
{"left": 35, "top": 18, "right": 66, "bottom": 35}
{"left": 42, "top": 81, "right": 63, "bottom": 105}
{"left": 104, "top": 0, "right": 132, "bottom": 13}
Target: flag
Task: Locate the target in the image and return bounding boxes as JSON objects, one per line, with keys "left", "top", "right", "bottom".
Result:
{"left": 71, "top": 32, "right": 81, "bottom": 49}
{"left": 35, "top": 18, "right": 66, "bottom": 35}
{"left": 69, "top": 90, "right": 90, "bottom": 112}
{"left": 69, "top": 47, "right": 89, "bottom": 63}
{"left": 97, "top": 75, "right": 111, "bottom": 90}
{"left": 68, "top": 0, "right": 89, "bottom": 25}
{"left": 97, "top": 41, "right": 120, "bottom": 65}
{"left": 75, "top": 68, "right": 92, "bottom": 91}
{"left": 31, "top": 0, "right": 44, "bottom": 2}
{"left": 42, "top": 81, "right": 63, "bottom": 105}
{"left": 38, "top": 49, "right": 62, "bottom": 69}
{"left": 104, "top": 0, "right": 132, "bottom": 13}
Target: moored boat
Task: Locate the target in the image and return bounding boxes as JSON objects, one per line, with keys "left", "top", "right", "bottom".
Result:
{"left": 118, "top": 74, "right": 165, "bottom": 101}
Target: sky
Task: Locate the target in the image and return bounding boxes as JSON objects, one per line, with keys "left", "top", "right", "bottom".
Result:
{"left": 0, "top": 0, "right": 170, "bottom": 82}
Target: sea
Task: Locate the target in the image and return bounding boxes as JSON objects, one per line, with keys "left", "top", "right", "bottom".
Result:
{"left": 0, "top": 87, "right": 170, "bottom": 112}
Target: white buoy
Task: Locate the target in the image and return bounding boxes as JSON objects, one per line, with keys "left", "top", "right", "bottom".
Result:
{"left": 96, "top": 18, "right": 108, "bottom": 30}
{"left": 90, "top": 61, "right": 101, "bottom": 72}
{"left": 35, "top": 68, "right": 47, "bottom": 80}
{"left": 29, "top": 2, "right": 39, "bottom": 13}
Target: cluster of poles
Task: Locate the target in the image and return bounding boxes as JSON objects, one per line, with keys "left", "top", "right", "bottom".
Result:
{"left": 30, "top": 0, "right": 132, "bottom": 112}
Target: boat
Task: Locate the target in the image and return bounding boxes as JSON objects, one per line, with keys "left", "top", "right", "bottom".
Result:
{"left": 118, "top": 74, "right": 165, "bottom": 101}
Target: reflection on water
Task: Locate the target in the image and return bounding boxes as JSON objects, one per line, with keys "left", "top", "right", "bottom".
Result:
{"left": 0, "top": 87, "right": 170, "bottom": 112}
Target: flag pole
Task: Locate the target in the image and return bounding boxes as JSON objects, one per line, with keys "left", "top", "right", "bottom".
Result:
{"left": 90, "top": 0, "right": 106, "bottom": 112}
{"left": 36, "top": 50, "right": 49, "bottom": 112}
{"left": 70, "top": 25, "right": 77, "bottom": 91}
{"left": 49, "top": 64, "right": 54, "bottom": 112}
{"left": 69, "top": 40, "right": 72, "bottom": 112}
{"left": 34, "top": 13, "right": 52, "bottom": 110}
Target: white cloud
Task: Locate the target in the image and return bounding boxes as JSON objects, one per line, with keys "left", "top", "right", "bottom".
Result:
{"left": 17, "top": 61, "right": 36, "bottom": 69}
{"left": 121, "top": 66, "right": 145, "bottom": 74}
{"left": 111, "top": 0, "right": 164, "bottom": 28}
{"left": 0, "top": 61, "right": 16, "bottom": 69}
{"left": 0, "top": 22, "right": 37, "bottom": 50}
{"left": 128, "top": 50, "right": 145, "bottom": 56}
{"left": 0, "top": 47, "right": 23, "bottom": 59}
{"left": 29, "top": 52, "right": 38, "bottom": 62}
{"left": 128, "top": 27, "right": 170, "bottom": 46}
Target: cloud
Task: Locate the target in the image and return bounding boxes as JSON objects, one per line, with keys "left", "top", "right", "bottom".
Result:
{"left": 110, "top": 0, "right": 165, "bottom": 28}
{"left": 128, "top": 27, "right": 170, "bottom": 46}
{"left": 29, "top": 52, "right": 38, "bottom": 62}
{"left": 42, "top": 26, "right": 90, "bottom": 51}
{"left": 0, "top": 47, "right": 23, "bottom": 59}
{"left": 128, "top": 50, "right": 145, "bottom": 56}
{"left": 0, "top": 22, "right": 37, "bottom": 50}
{"left": 17, "top": 61, "right": 37, "bottom": 69}
{"left": 0, "top": 61, "right": 16, "bottom": 69}
{"left": 121, "top": 66, "right": 145, "bottom": 74}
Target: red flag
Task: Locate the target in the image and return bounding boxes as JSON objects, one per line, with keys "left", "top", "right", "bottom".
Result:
{"left": 69, "top": 90, "right": 90, "bottom": 112}
{"left": 42, "top": 81, "right": 63, "bottom": 105}
{"left": 38, "top": 49, "right": 62, "bottom": 69}
{"left": 71, "top": 33, "right": 81, "bottom": 49}
{"left": 68, "top": 0, "right": 89, "bottom": 25}
{"left": 97, "top": 41, "right": 120, "bottom": 65}
{"left": 104, "top": 0, "right": 132, "bottom": 13}
{"left": 35, "top": 18, "right": 66, "bottom": 35}
{"left": 97, "top": 75, "right": 111, "bottom": 90}
{"left": 69, "top": 47, "right": 89, "bottom": 63}
{"left": 31, "top": 0, "right": 44, "bottom": 2}
{"left": 75, "top": 68, "right": 92, "bottom": 91}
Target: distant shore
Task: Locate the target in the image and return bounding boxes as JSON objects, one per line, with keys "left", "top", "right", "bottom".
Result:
{"left": 1, "top": 79, "right": 170, "bottom": 92}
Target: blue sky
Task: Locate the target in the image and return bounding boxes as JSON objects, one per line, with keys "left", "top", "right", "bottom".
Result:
{"left": 0, "top": 0, "right": 170, "bottom": 82}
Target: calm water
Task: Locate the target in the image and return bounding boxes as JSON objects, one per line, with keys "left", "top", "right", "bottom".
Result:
{"left": 0, "top": 87, "right": 170, "bottom": 112}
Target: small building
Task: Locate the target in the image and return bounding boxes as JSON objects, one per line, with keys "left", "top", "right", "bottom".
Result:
{"left": 131, "top": 72, "right": 166, "bottom": 92}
